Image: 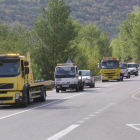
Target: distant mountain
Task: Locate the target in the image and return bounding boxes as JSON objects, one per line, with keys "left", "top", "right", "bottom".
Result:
{"left": 0, "top": 0, "right": 139, "bottom": 38}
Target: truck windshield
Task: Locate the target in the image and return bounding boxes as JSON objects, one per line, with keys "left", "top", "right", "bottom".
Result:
{"left": 121, "top": 64, "right": 127, "bottom": 69}
{"left": 102, "top": 61, "right": 118, "bottom": 69}
{"left": 55, "top": 66, "right": 75, "bottom": 78}
{"left": 0, "top": 60, "right": 20, "bottom": 77}
{"left": 128, "top": 64, "right": 137, "bottom": 68}
{"left": 81, "top": 71, "right": 90, "bottom": 76}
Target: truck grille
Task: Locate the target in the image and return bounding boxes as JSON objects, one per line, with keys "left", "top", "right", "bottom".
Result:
{"left": 0, "top": 97, "right": 13, "bottom": 101}
{"left": 0, "top": 84, "right": 14, "bottom": 89}
{"left": 104, "top": 73, "right": 116, "bottom": 74}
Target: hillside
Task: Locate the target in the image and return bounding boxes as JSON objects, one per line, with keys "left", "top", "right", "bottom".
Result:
{"left": 0, "top": 0, "right": 139, "bottom": 38}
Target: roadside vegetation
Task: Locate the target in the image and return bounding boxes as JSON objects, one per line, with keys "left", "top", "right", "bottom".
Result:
{"left": 0, "top": 0, "right": 140, "bottom": 79}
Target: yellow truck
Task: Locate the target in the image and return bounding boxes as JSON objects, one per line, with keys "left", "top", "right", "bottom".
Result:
{"left": 0, "top": 52, "right": 53, "bottom": 107}
{"left": 100, "top": 57, "right": 123, "bottom": 82}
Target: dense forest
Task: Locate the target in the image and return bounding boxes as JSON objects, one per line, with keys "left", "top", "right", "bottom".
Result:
{"left": 0, "top": 0, "right": 139, "bottom": 38}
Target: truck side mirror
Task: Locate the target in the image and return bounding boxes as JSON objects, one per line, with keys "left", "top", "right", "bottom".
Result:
{"left": 24, "top": 61, "right": 29, "bottom": 66}
{"left": 79, "top": 71, "right": 81, "bottom": 75}
{"left": 25, "top": 67, "right": 29, "bottom": 74}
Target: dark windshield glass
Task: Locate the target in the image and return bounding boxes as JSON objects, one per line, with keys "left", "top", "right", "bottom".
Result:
{"left": 128, "top": 64, "right": 137, "bottom": 68}
{"left": 81, "top": 71, "right": 90, "bottom": 76}
{"left": 102, "top": 61, "right": 118, "bottom": 69}
{"left": 55, "top": 66, "right": 75, "bottom": 78}
{"left": 120, "top": 64, "right": 127, "bottom": 69}
{"left": 0, "top": 60, "right": 20, "bottom": 77}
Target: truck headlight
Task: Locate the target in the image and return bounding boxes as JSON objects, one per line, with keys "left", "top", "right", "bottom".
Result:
{"left": 115, "top": 75, "right": 119, "bottom": 78}
{"left": 15, "top": 93, "right": 20, "bottom": 99}
{"left": 102, "top": 76, "right": 105, "bottom": 79}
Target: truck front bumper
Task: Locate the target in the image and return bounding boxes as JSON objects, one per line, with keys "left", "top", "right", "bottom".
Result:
{"left": 0, "top": 92, "right": 26, "bottom": 104}
{"left": 101, "top": 75, "right": 120, "bottom": 80}
{"left": 56, "top": 84, "right": 78, "bottom": 90}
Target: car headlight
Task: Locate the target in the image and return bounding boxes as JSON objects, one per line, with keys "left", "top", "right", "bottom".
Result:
{"left": 15, "top": 93, "right": 20, "bottom": 99}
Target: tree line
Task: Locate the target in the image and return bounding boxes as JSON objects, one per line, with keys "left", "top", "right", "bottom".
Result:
{"left": 0, "top": 0, "right": 111, "bottom": 80}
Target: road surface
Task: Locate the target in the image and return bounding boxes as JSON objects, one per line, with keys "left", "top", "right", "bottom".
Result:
{"left": 1, "top": 75, "right": 140, "bottom": 140}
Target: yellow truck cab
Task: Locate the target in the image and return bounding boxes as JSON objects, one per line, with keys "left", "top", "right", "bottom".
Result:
{"left": 100, "top": 57, "right": 123, "bottom": 82}
{"left": 0, "top": 53, "right": 53, "bottom": 107}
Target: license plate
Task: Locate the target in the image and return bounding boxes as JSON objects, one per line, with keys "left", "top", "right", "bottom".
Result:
{"left": 0, "top": 101, "right": 4, "bottom": 103}
{"left": 57, "top": 86, "right": 60, "bottom": 88}
{"left": 62, "top": 85, "right": 69, "bottom": 87}
{"left": 108, "top": 78, "right": 112, "bottom": 80}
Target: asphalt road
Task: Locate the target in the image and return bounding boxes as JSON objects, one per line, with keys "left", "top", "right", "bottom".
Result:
{"left": 1, "top": 75, "right": 140, "bottom": 140}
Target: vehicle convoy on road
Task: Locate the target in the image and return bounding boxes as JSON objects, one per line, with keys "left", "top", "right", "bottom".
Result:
{"left": 78, "top": 70, "right": 95, "bottom": 88}
{"left": 0, "top": 53, "right": 53, "bottom": 107}
{"left": 55, "top": 59, "right": 84, "bottom": 93}
{"left": 127, "top": 62, "right": 139, "bottom": 76}
{"left": 100, "top": 57, "right": 123, "bottom": 82}
{"left": 120, "top": 62, "right": 130, "bottom": 78}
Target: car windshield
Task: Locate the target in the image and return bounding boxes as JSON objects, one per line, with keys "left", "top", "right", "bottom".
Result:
{"left": 120, "top": 64, "right": 127, "bottom": 69}
{"left": 55, "top": 66, "right": 75, "bottom": 75}
{"left": 102, "top": 61, "right": 118, "bottom": 69}
{"left": 0, "top": 60, "right": 20, "bottom": 77}
{"left": 80, "top": 71, "right": 90, "bottom": 76}
{"left": 128, "top": 64, "right": 137, "bottom": 68}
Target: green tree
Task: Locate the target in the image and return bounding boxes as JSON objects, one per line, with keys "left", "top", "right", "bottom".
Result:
{"left": 31, "top": 0, "right": 77, "bottom": 80}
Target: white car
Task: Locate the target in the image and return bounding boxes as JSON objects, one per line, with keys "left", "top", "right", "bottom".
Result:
{"left": 78, "top": 70, "right": 95, "bottom": 88}
{"left": 127, "top": 63, "right": 139, "bottom": 76}
{"left": 120, "top": 62, "right": 130, "bottom": 78}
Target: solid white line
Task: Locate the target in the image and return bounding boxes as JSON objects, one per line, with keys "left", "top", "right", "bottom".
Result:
{"left": 89, "top": 115, "right": 94, "bottom": 117}
{"left": 131, "top": 90, "right": 140, "bottom": 101}
{"left": 77, "top": 121, "right": 84, "bottom": 123}
{"left": 0, "top": 83, "right": 117, "bottom": 120}
{"left": 46, "top": 124, "right": 79, "bottom": 140}
{"left": 126, "top": 124, "right": 140, "bottom": 131}
{"left": 103, "top": 83, "right": 119, "bottom": 88}
{"left": 84, "top": 117, "right": 90, "bottom": 120}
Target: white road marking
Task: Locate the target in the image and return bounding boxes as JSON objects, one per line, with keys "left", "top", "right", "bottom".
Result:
{"left": 0, "top": 84, "right": 116, "bottom": 120}
{"left": 77, "top": 121, "right": 84, "bottom": 123}
{"left": 131, "top": 90, "right": 140, "bottom": 101}
{"left": 94, "top": 112, "right": 99, "bottom": 113}
{"left": 89, "top": 115, "right": 94, "bottom": 117}
{"left": 131, "top": 87, "right": 140, "bottom": 94}
{"left": 126, "top": 124, "right": 140, "bottom": 131}
{"left": 46, "top": 124, "right": 79, "bottom": 140}
{"left": 84, "top": 117, "right": 90, "bottom": 120}
{"left": 103, "top": 83, "right": 119, "bottom": 88}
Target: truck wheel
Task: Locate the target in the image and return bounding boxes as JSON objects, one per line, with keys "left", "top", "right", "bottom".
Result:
{"left": 76, "top": 86, "right": 79, "bottom": 92}
{"left": 93, "top": 82, "right": 95, "bottom": 87}
{"left": 80, "top": 85, "right": 84, "bottom": 91}
{"left": 56, "top": 89, "right": 59, "bottom": 93}
{"left": 117, "top": 79, "right": 121, "bottom": 82}
{"left": 102, "top": 80, "right": 104, "bottom": 82}
{"left": 89, "top": 83, "right": 93, "bottom": 88}
{"left": 40, "top": 86, "right": 46, "bottom": 102}
{"left": 20, "top": 89, "right": 29, "bottom": 107}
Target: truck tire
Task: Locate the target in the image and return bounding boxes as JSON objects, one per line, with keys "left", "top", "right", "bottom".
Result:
{"left": 135, "top": 72, "right": 138, "bottom": 76}
{"left": 76, "top": 86, "right": 79, "bottom": 92}
{"left": 56, "top": 89, "right": 59, "bottom": 93}
{"left": 102, "top": 80, "right": 104, "bottom": 82}
{"left": 117, "top": 78, "right": 121, "bottom": 82}
{"left": 80, "top": 85, "right": 84, "bottom": 91}
{"left": 121, "top": 76, "right": 123, "bottom": 81}
{"left": 40, "top": 86, "right": 46, "bottom": 102}
{"left": 89, "top": 82, "right": 93, "bottom": 88}
{"left": 93, "top": 82, "right": 95, "bottom": 87}
{"left": 20, "top": 90, "right": 29, "bottom": 107}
